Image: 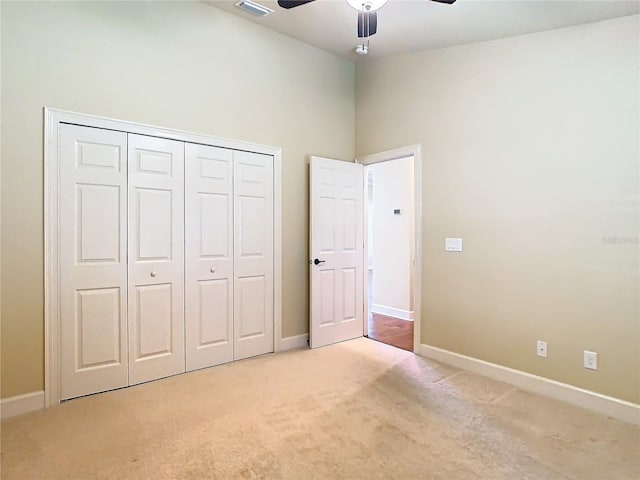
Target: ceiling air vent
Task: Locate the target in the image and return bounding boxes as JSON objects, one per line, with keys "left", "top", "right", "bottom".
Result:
{"left": 235, "top": 0, "right": 274, "bottom": 17}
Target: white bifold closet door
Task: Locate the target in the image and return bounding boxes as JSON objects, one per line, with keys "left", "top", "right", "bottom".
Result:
{"left": 185, "top": 144, "right": 234, "bottom": 371}
{"left": 185, "top": 147, "right": 274, "bottom": 368}
{"left": 127, "top": 134, "right": 185, "bottom": 385}
{"left": 233, "top": 151, "right": 274, "bottom": 360}
{"left": 59, "top": 124, "right": 129, "bottom": 400}
{"left": 58, "top": 124, "right": 275, "bottom": 399}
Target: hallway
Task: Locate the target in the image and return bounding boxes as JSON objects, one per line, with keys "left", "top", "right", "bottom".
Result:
{"left": 367, "top": 313, "right": 414, "bottom": 351}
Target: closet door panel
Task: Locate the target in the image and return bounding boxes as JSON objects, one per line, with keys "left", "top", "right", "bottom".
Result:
{"left": 135, "top": 283, "right": 173, "bottom": 357}
{"left": 137, "top": 188, "right": 172, "bottom": 259}
{"left": 234, "top": 151, "right": 274, "bottom": 360}
{"left": 128, "top": 134, "right": 185, "bottom": 385}
{"left": 185, "top": 144, "right": 233, "bottom": 371}
{"left": 59, "top": 124, "right": 128, "bottom": 400}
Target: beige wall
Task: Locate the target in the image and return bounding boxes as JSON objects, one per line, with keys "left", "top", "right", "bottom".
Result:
{"left": 356, "top": 15, "right": 640, "bottom": 403}
{"left": 371, "top": 157, "right": 414, "bottom": 315}
{"left": 0, "top": 1, "right": 354, "bottom": 398}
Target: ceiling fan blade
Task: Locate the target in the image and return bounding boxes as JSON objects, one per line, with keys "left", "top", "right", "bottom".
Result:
{"left": 277, "top": 0, "right": 316, "bottom": 9}
{"left": 357, "top": 12, "right": 366, "bottom": 37}
{"left": 369, "top": 11, "right": 377, "bottom": 36}
{"left": 430, "top": 0, "right": 456, "bottom": 4}
{"left": 357, "top": 10, "right": 377, "bottom": 38}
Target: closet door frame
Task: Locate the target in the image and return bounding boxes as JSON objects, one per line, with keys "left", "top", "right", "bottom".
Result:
{"left": 44, "top": 107, "right": 283, "bottom": 407}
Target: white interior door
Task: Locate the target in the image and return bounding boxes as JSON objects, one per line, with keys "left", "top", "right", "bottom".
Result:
{"left": 59, "top": 124, "right": 128, "bottom": 400}
{"left": 309, "top": 156, "right": 364, "bottom": 348}
{"left": 185, "top": 143, "right": 234, "bottom": 371}
{"left": 233, "top": 151, "right": 274, "bottom": 360}
{"left": 128, "top": 134, "right": 185, "bottom": 385}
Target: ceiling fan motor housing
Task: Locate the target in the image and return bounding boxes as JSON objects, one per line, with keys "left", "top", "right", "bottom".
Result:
{"left": 346, "top": 0, "right": 388, "bottom": 11}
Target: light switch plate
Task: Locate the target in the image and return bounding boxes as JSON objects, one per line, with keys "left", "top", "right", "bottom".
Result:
{"left": 445, "top": 237, "right": 463, "bottom": 252}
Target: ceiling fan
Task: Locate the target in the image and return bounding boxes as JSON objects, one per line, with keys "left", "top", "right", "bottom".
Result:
{"left": 277, "top": 0, "right": 457, "bottom": 39}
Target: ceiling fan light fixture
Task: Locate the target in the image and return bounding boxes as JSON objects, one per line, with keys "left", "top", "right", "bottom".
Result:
{"left": 346, "top": 0, "right": 388, "bottom": 12}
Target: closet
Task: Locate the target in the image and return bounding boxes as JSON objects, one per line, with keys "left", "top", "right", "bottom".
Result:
{"left": 58, "top": 123, "right": 274, "bottom": 400}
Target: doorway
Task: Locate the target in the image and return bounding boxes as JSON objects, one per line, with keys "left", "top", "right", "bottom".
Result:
{"left": 365, "top": 156, "right": 415, "bottom": 351}
{"left": 358, "top": 145, "right": 422, "bottom": 354}
{"left": 308, "top": 146, "right": 422, "bottom": 353}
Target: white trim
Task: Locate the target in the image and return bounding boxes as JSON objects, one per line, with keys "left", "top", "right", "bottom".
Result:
{"left": 371, "top": 304, "right": 414, "bottom": 321}
{"left": 1, "top": 391, "right": 45, "bottom": 419}
{"left": 420, "top": 344, "right": 640, "bottom": 426}
{"left": 44, "top": 107, "right": 283, "bottom": 407}
{"left": 45, "top": 108, "right": 281, "bottom": 154}
{"left": 44, "top": 108, "right": 60, "bottom": 408}
{"left": 273, "top": 150, "right": 283, "bottom": 353}
{"left": 279, "top": 334, "right": 309, "bottom": 351}
{"left": 356, "top": 144, "right": 423, "bottom": 354}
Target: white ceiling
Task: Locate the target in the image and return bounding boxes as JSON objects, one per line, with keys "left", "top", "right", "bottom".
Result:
{"left": 206, "top": 0, "right": 639, "bottom": 60}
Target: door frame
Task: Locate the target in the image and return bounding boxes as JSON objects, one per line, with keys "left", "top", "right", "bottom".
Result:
{"left": 356, "top": 144, "right": 422, "bottom": 354}
{"left": 44, "top": 107, "right": 283, "bottom": 407}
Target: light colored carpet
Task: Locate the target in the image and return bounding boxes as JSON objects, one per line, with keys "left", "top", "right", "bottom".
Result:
{"left": 1, "top": 338, "right": 639, "bottom": 479}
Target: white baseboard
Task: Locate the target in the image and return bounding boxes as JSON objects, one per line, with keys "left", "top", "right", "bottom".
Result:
{"left": 372, "top": 304, "right": 414, "bottom": 321}
{"left": 1, "top": 391, "right": 45, "bottom": 419}
{"left": 420, "top": 344, "right": 640, "bottom": 426}
{"left": 279, "top": 334, "right": 309, "bottom": 351}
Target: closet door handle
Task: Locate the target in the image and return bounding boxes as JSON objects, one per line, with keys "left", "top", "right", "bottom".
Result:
{"left": 210, "top": 267, "right": 215, "bottom": 274}
{"left": 150, "top": 271, "right": 157, "bottom": 278}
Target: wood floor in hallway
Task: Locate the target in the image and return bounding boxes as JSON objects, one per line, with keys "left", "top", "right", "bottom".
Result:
{"left": 367, "top": 312, "right": 414, "bottom": 351}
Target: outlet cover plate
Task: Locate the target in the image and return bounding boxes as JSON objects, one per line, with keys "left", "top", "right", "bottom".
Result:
{"left": 584, "top": 350, "right": 598, "bottom": 370}
{"left": 537, "top": 340, "right": 548, "bottom": 358}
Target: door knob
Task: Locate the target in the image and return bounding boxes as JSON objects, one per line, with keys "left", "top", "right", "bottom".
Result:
{"left": 313, "top": 258, "right": 326, "bottom": 265}
{"left": 210, "top": 267, "right": 215, "bottom": 273}
{"left": 150, "top": 271, "right": 157, "bottom": 277}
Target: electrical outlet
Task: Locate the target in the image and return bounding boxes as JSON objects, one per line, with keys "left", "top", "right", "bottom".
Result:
{"left": 536, "top": 340, "right": 547, "bottom": 358}
{"left": 584, "top": 351, "right": 598, "bottom": 370}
